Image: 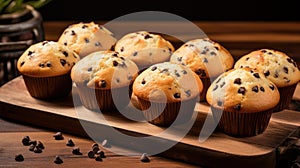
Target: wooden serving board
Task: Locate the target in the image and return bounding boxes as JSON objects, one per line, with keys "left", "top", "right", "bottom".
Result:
{"left": 0, "top": 76, "right": 299, "bottom": 168}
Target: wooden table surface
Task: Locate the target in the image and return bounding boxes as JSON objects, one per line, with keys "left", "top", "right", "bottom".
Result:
{"left": 1, "top": 21, "right": 300, "bottom": 168}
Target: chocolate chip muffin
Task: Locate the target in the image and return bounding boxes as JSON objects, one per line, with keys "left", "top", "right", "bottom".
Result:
{"left": 234, "top": 49, "right": 300, "bottom": 112}
{"left": 17, "top": 41, "right": 80, "bottom": 99}
{"left": 58, "top": 22, "right": 117, "bottom": 58}
{"left": 170, "top": 38, "right": 234, "bottom": 101}
{"left": 71, "top": 51, "right": 139, "bottom": 111}
{"left": 206, "top": 68, "right": 280, "bottom": 137}
{"left": 114, "top": 31, "right": 175, "bottom": 70}
{"left": 133, "top": 62, "right": 203, "bottom": 126}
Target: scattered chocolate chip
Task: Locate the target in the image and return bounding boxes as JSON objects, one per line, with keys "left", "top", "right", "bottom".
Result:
{"left": 234, "top": 78, "right": 242, "bottom": 85}
{"left": 151, "top": 66, "right": 157, "bottom": 71}
{"left": 213, "top": 85, "right": 218, "bottom": 91}
{"left": 144, "top": 34, "right": 152, "bottom": 39}
{"left": 102, "top": 139, "right": 111, "bottom": 148}
{"left": 53, "top": 132, "right": 64, "bottom": 140}
{"left": 95, "top": 156, "right": 103, "bottom": 161}
{"left": 98, "top": 150, "right": 106, "bottom": 158}
{"left": 252, "top": 86, "right": 259, "bottom": 93}
{"left": 269, "top": 84, "right": 275, "bottom": 90}
{"left": 95, "top": 42, "right": 101, "bottom": 46}
{"left": 283, "top": 67, "right": 289, "bottom": 74}
{"left": 141, "top": 79, "right": 146, "bottom": 85}
{"left": 195, "top": 69, "right": 206, "bottom": 77}
{"left": 28, "top": 51, "right": 34, "bottom": 56}
{"left": 15, "top": 154, "right": 24, "bottom": 162}
{"left": 29, "top": 140, "right": 37, "bottom": 146}
{"left": 185, "top": 90, "right": 191, "bottom": 97}
{"left": 174, "top": 93, "right": 181, "bottom": 99}
{"left": 72, "top": 147, "right": 82, "bottom": 155}
{"left": 92, "top": 146, "right": 100, "bottom": 153}
{"left": 88, "top": 151, "right": 95, "bottom": 158}
{"left": 22, "top": 136, "right": 30, "bottom": 146}
{"left": 264, "top": 70, "right": 270, "bottom": 77}
{"left": 220, "top": 82, "right": 226, "bottom": 88}
{"left": 203, "top": 57, "right": 208, "bottom": 63}
{"left": 46, "top": 62, "right": 51, "bottom": 67}
{"left": 253, "top": 73, "right": 260, "bottom": 78}
{"left": 66, "top": 138, "right": 75, "bottom": 147}
{"left": 100, "top": 80, "right": 107, "bottom": 88}
{"left": 60, "top": 59, "right": 67, "bottom": 66}
{"left": 33, "top": 146, "right": 42, "bottom": 153}
{"left": 260, "top": 87, "right": 265, "bottom": 92}
{"left": 217, "top": 100, "right": 223, "bottom": 106}
{"left": 112, "top": 60, "right": 118, "bottom": 66}
{"left": 233, "top": 103, "right": 242, "bottom": 111}
{"left": 36, "top": 141, "right": 44, "bottom": 150}
{"left": 71, "top": 30, "right": 76, "bottom": 35}
{"left": 238, "top": 87, "right": 246, "bottom": 95}
{"left": 87, "top": 67, "right": 93, "bottom": 72}
{"left": 133, "top": 51, "right": 138, "bottom": 56}
{"left": 140, "top": 153, "right": 150, "bottom": 163}
{"left": 29, "top": 144, "right": 35, "bottom": 151}
{"left": 54, "top": 156, "right": 63, "bottom": 164}
{"left": 92, "top": 143, "right": 99, "bottom": 148}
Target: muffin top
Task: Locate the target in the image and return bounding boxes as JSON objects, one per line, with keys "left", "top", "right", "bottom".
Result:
{"left": 206, "top": 68, "right": 280, "bottom": 113}
{"left": 114, "top": 31, "right": 175, "bottom": 68}
{"left": 71, "top": 51, "right": 139, "bottom": 89}
{"left": 58, "top": 22, "right": 117, "bottom": 58}
{"left": 234, "top": 49, "right": 300, "bottom": 87}
{"left": 170, "top": 38, "right": 234, "bottom": 78}
{"left": 17, "top": 41, "right": 80, "bottom": 77}
{"left": 133, "top": 62, "right": 203, "bottom": 102}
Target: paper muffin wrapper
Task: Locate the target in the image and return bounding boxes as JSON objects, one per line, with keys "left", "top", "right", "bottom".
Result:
{"left": 138, "top": 97, "right": 197, "bottom": 127}
{"left": 75, "top": 83, "right": 131, "bottom": 112}
{"left": 22, "top": 73, "right": 72, "bottom": 99}
{"left": 211, "top": 107, "right": 273, "bottom": 137}
{"left": 273, "top": 84, "right": 297, "bottom": 112}
{"left": 199, "top": 77, "right": 211, "bottom": 102}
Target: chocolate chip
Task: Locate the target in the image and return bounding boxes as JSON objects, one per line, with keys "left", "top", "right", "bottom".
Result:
{"left": 274, "top": 72, "right": 279, "bottom": 78}
{"left": 220, "top": 82, "right": 226, "bottom": 88}
{"left": 238, "top": 87, "right": 246, "bottom": 95}
{"left": 88, "top": 151, "right": 95, "bottom": 158}
{"left": 113, "top": 60, "right": 118, "bottom": 66}
{"left": 269, "top": 84, "right": 275, "bottom": 90}
{"left": 84, "top": 38, "right": 90, "bottom": 43}
{"left": 127, "top": 75, "right": 133, "bottom": 81}
{"left": 268, "top": 52, "right": 273, "bottom": 55}
{"left": 287, "top": 58, "right": 298, "bottom": 67}
{"left": 200, "top": 50, "right": 207, "bottom": 55}
{"left": 144, "top": 34, "right": 152, "bottom": 39}
{"left": 29, "top": 140, "right": 37, "bottom": 146}
{"left": 217, "top": 100, "right": 223, "bottom": 106}
{"left": 15, "top": 154, "right": 24, "bottom": 162}
{"left": 214, "top": 46, "right": 219, "bottom": 50}
{"left": 252, "top": 86, "right": 259, "bottom": 93}
{"left": 29, "top": 144, "right": 35, "bottom": 151}
{"left": 28, "top": 51, "right": 34, "bottom": 56}
{"left": 33, "top": 146, "right": 42, "bottom": 153}
{"left": 181, "top": 70, "right": 187, "bottom": 74}
{"left": 177, "top": 57, "right": 182, "bottom": 62}
{"left": 95, "top": 42, "right": 101, "bottom": 46}
{"left": 82, "top": 25, "right": 88, "bottom": 29}
{"left": 46, "top": 62, "right": 51, "bottom": 67}
{"left": 264, "top": 70, "right": 270, "bottom": 77}
{"left": 71, "top": 30, "right": 76, "bottom": 35}
{"left": 36, "top": 141, "right": 44, "bottom": 150}
{"left": 210, "top": 51, "right": 216, "bottom": 56}
{"left": 253, "top": 73, "right": 260, "bottom": 78}
{"left": 215, "top": 78, "right": 221, "bottom": 84}
{"left": 64, "top": 42, "right": 67, "bottom": 46}
{"left": 151, "top": 66, "right": 157, "bottom": 71}
{"left": 72, "top": 147, "right": 82, "bottom": 155}
{"left": 160, "top": 68, "right": 168, "bottom": 73}
{"left": 140, "top": 153, "right": 150, "bottom": 163}
{"left": 92, "top": 143, "right": 99, "bottom": 148}
{"left": 234, "top": 78, "right": 242, "bottom": 85}
{"left": 42, "top": 41, "right": 48, "bottom": 45}
{"left": 22, "top": 136, "right": 30, "bottom": 146}
{"left": 245, "top": 57, "right": 250, "bottom": 61}
{"left": 54, "top": 156, "right": 63, "bottom": 164}
{"left": 175, "top": 72, "right": 180, "bottom": 77}
{"left": 62, "top": 51, "right": 68, "bottom": 57}
{"left": 261, "top": 49, "right": 267, "bottom": 53}
{"left": 120, "top": 46, "right": 124, "bottom": 52}
{"left": 100, "top": 80, "right": 107, "bottom": 88}
{"left": 66, "top": 138, "right": 75, "bottom": 147}
{"left": 102, "top": 139, "right": 111, "bottom": 148}
{"left": 39, "top": 63, "right": 45, "bottom": 68}
{"left": 98, "top": 150, "right": 106, "bottom": 158}
{"left": 185, "top": 90, "right": 191, "bottom": 97}
{"left": 95, "top": 156, "right": 103, "bottom": 161}
{"left": 53, "top": 132, "right": 64, "bottom": 140}
{"left": 92, "top": 146, "right": 100, "bottom": 153}
{"left": 116, "top": 78, "right": 120, "bottom": 83}
{"left": 203, "top": 57, "right": 208, "bottom": 63}
{"left": 213, "top": 85, "right": 218, "bottom": 91}
{"left": 20, "top": 61, "right": 25, "bottom": 66}
{"left": 233, "top": 103, "right": 242, "bottom": 111}
{"left": 195, "top": 69, "right": 206, "bottom": 77}
{"left": 260, "top": 87, "right": 265, "bottom": 92}
{"left": 284, "top": 77, "right": 290, "bottom": 83}
{"left": 87, "top": 67, "right": 93, "bottom": 72}
{"left": 283, "top": 67, "right": 289, "bottom": 74}
{"left": 174, "top": 93, "right": 181, "bottom": 99}
{"left": 112, "top": 52, "right": 118, "bottom": 57}
{"left": 133, "top": 51, "right": 138, "bottom": 56}
{"left": 60, "top": 59, "right": 67, "bottom": 66}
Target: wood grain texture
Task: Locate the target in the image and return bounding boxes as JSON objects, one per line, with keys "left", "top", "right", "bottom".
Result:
{"left": 0, "top": 77, "right": 299, "bottom": 168}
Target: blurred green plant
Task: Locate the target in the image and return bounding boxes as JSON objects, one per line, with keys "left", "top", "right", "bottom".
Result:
{"left": 0, "top": 0, "right": 52, "bottom": 15}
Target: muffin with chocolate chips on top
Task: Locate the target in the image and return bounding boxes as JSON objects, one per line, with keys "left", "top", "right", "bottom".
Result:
{"left": 206, "top": 68, "right": 280, "bottom": 137}
{"left": 17, "top": 41, "right": 80, "bottom": 99}
{"left": 71, "top": 51, "right": 139, "bottom": 111}
{"left": 234, "top": 49, "right": 300, "bottom": 112}
{"left": 170, "top": 38, "right": 234, "bottom": 102}
{"left": 133, "top": 62, "right": 203, "bottom": 126}
{"left": 114, "top": 31, "right": 175, "bottom": 70}
{"left": 58, "top": 22, "right": 117, "bottom": 58}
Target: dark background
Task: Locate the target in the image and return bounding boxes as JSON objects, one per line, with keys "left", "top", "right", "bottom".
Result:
{"left": 37, "top": 0, "right": 300, "bottom": 21}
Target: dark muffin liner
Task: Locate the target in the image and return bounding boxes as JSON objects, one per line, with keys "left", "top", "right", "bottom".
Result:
{"left": 211, "top": 107, "right": 273, "bottom": 137}
{"left": 138, "top": 97, "right": 198, "bottom": 127}
{"left": 75, "top": 83, "right": 132, "bottom": 112}
{"left": 273, "top": 84, "right": 297, "bottom": 112}
{"left": 22, "top": 73, "right": 72, "bottom": 99}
